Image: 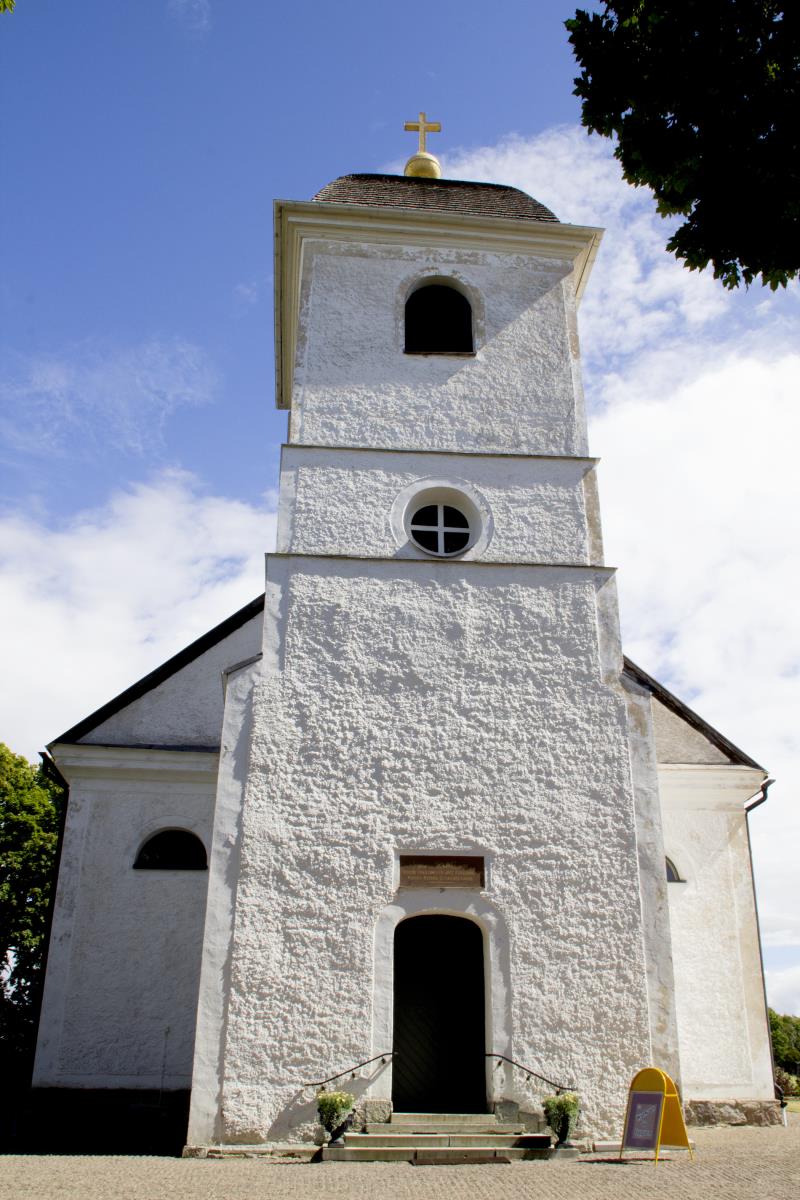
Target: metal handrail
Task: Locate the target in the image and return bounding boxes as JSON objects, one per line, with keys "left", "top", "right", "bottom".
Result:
{"left": 486, "top": 1052, "right": 576, "bottom": 1094}
{"left": 302, "top": 1051, "right": 394, "bottom": 1088}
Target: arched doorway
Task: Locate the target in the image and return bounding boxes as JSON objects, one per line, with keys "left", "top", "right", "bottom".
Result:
{"left": 392, "top": 914, "right": 487, "bottom": 1113}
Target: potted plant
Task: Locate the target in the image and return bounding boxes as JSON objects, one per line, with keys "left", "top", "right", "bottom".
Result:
{"left": 316, "top": 1090, "right": 355, "bottom": 1145}
{"left": 542, "top": 1091, "right": 580, "bottom": 1146}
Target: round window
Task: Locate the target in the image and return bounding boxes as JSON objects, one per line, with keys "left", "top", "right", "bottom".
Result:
{"left": 392, "top": 480, "right": 491, "bottom": 559}
{"left": 409, "top": 502, "right": 471, "bottom": 557}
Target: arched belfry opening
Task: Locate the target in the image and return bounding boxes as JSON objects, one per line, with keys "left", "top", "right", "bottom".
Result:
{"left": 392, "top": 914, "right": 487, "bottom": 1113}
{"left": 404, "top": 282, "right": 474, "bottom": 354}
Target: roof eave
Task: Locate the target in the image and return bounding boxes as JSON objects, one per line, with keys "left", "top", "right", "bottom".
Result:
{"left": 50, "top": 593, "right": 266, "bottom": 747}
{"left": 623, "top": 656, "right": 766, "bottom": 771}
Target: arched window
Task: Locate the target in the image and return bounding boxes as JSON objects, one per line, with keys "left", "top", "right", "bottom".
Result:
{"left": 665, "top": 857, "right": 683, "bottom": 883}
{"left": 405, "top": 283, "right": 474, "bottom": 354}
{"left": 133, "top": 829, "right": 208, "bottom": 871}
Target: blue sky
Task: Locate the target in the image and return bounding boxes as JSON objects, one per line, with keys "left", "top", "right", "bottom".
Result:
{"left": 1, "top": 0, "right": 582, "bottom": 514}
{"left": 2, "top": 1, "right": 799, "bottom": 1013}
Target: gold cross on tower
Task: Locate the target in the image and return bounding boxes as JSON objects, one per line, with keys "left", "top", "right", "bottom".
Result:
{"left": 404, "top": 111, "right": 441, "bottom": 155}
{"left": 403, "top": 110, "right": 442, "bottom": 179}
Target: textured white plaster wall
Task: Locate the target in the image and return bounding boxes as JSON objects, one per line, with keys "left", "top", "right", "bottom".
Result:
{"left": 371, "top": 891, "right": 513, "bottom": 1107}
{"left": 277, "top": 445, "right": 597, "bottom": 565}
{"left": 622, "top": 680, "right": 681, "bottom": 1086}
{"left": 660, "top": 766, "right": 774, "bottom": 1100}
{"left": 651, "top": 699, "right": 732, "bottom": 765}
{"left": 34, "top": 753, "right": 216, "bottom": 1090}
{"left": 291, "top": 242, "right": 588, "bottom": 457}
{"left": 188, "top": 660, "right": 260, "bottom": 1144}
{"left": 83, "top": 615, "right": 262, "bottom": 748}
{"left": 213, "top": 555, "right": 652, "bottom": 1141}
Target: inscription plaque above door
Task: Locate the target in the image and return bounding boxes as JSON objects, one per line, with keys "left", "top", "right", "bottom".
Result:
{"left": 399, "top": 855, "right": 485, "bottom": 889}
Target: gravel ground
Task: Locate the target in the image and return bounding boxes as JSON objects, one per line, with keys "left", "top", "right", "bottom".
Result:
{"left": 3, "top": 1115, "right": 798, "bottom": 1200}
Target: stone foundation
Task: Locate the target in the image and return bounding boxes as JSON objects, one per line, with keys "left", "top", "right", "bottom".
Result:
{"left": 12, "top": 1088, "right": 191, "bottom": 1154}
{"left": 350, "top": 1098, "right": 393, "bottom": 1130}
{"left": 684, "top": 1099, "right": 782, "bottom": 1127}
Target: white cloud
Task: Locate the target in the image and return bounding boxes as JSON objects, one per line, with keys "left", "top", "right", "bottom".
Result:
{"left": 442, "top": 127, "right": 736, "bottom": 368}
{"left": 447, "top": 127, "right": 800, "bottom": 968}
{"left": 762, "top": 914, "right": 800, "bottom": 950}
{"left": 766, "top": 965, "right": 800, "bottom": 1018}
{"left": 234, "top": 281, "right": 259, "bottom": 306}
{"left": 167, "top": 0, "right": 211, "bottom": 35}
{"left": 0, "top": 471, "right": 276, "bottom": 758}
{"left": 0, "top": 338, "right": 217, "bottom": 461}
{"left": 590, "top": 349, "right": 800, "bottom": 962}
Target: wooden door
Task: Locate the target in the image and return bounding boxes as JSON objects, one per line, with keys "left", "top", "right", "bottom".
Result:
{"left": 392, "top": 915, "right": 487, "bottom": 1113}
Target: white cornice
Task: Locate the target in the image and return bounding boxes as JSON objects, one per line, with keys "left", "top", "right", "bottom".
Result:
{"left": 273, "top": 199, "right": 603, "bottom": 412}
{"left": 50, "top": 742, "right": 219, "bottom": 784}
{"left": 265, "top": 551, "right": 614, "bottom": 576}
{"left": 658, "top": 763, "right": 766, "bottom": 810}
{"left": 279, "top": 442, "right": 600, "bottom": 467}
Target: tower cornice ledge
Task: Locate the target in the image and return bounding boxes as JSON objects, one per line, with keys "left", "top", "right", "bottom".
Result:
{"left": 266, "top": 549, "right": 618, "bottom": 578}
{"left": 273, "top": 198, "right": 603, "bottom": 411}
{"left": 265, "top": 550, "right": 615, "bottom": 573}
{"left": 280, "top": 442, "right": 600, "bottom": 465}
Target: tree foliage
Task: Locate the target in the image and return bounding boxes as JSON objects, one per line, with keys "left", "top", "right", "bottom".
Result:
{"left": 774, "top": 1065, "right": 798, "bottom": 1096}
{"left": 0, "top": 745, "right": 65, "bottom": 1078}
{"left": 769, "top": 1007, "right": 800, "bottom": 1073}
{"left": 0, "top": 2, "right": 17, "bottom": 13}
{"left": 566, "top": 3, "right": 800, "bottom": 289}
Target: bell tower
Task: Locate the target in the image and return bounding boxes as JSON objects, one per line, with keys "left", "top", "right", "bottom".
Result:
{"left": 188, "top": 121, "right": 677, "bottom": 1144}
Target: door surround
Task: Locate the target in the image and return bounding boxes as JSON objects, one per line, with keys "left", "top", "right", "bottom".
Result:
{"left": 370, "top": 890, "right": 513, "bottom": 1105}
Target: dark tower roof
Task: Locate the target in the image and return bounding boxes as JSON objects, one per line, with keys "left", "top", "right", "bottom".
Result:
{"left": 313, "top": 173, "right": 559, "bottom": 223}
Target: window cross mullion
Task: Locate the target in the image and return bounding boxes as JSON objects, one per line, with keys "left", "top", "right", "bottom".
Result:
{"left": 409, "top": 498, "right": 472, "bottom": 557}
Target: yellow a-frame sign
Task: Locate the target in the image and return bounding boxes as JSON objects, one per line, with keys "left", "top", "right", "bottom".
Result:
{"left": 620, "top": 1067, "right": 693, "bottom": 1164}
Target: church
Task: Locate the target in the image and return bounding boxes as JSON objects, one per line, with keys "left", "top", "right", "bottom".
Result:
{"left": 32, "top": 117, "right": 778, "bottom": 1153}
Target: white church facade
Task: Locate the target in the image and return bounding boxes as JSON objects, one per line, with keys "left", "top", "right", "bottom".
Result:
{"left": 33, "top": 136, "right": 778, "bottom": 1148}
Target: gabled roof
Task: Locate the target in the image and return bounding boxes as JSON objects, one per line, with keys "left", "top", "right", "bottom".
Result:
{"left": 51, "top": 593, "right": 763, "bottom": 771}
{"left": 52, "top": 594, "right": 264, "bottom": 746}
{"left": 623, "top": 657, "right": 764, "bottom": 770}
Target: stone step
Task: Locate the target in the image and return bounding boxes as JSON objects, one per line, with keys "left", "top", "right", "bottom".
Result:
{"left": 186, "top": 1145, "right": 318, "bottom": 1160}
{"left": 345, "top": 1132, "right": 551, "bottom": 1150}
{"left": 390, "top": 1112, "right": 497, "bottom": 1126}
{"left": 324, "top": 1144, "right": 552, "bottom": 1164}
{"left": 364, "top": 1123, "right": 526, "bottom": 1136}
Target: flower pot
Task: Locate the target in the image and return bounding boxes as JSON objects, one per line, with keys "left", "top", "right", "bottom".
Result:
{"left": 552, "top": 1113, "right": 577, "bottom": 1145}
{"left": 327, "top": 1112, "right": 354, "bottom": 1146}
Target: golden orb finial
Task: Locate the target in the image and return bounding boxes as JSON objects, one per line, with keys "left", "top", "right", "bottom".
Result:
{"left": 403, "top": 111, "right": 442, "bottom": 179}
